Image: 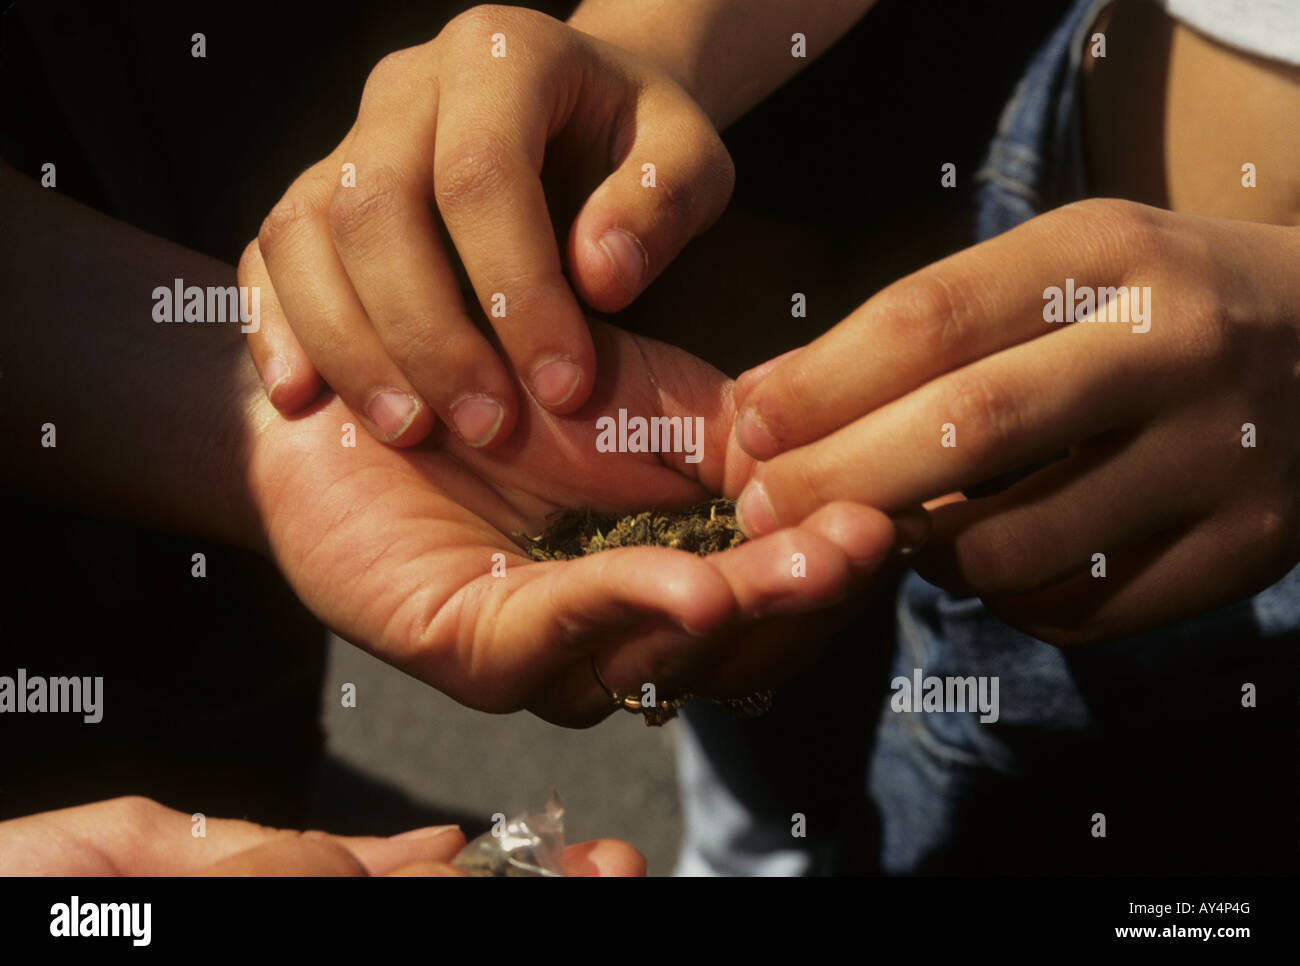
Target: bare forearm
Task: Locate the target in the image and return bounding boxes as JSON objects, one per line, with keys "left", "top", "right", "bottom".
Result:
{"left": 0, "top": 164, "right": 267, "bottom": 551}
{"left": 568, "top": 0, "right": 876, "bottom": 128}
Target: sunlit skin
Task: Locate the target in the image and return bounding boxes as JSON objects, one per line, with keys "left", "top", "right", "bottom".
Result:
{"left": 732, "top": 6, "right": 1300, "bottom": 645}
{"left": 241, "top": 275, "right": 900, "bottom": 726}
{"left": 246, "top": 5, "right": 737, "bottom": 448}
{"left": 0, "top": 797, "right": 644, "bottom": 876}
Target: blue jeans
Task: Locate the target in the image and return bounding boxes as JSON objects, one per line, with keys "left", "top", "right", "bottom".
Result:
{"left": 675, "top": 0, "right": 1300, "bottom": 876}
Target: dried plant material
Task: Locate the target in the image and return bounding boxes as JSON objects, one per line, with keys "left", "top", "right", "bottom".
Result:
{"left": 518, "top": 498, "right": 772, "bottom": 726}
{"left": 521, "top": 498, "right": 746, "bottom": 561}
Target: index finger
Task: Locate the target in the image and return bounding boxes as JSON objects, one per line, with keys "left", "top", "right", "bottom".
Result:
{"left": 734, "top": 199, "right": 1162, "bottom": 460}
{"left": 433, "top": 60, "right": 596, "bottom": 412}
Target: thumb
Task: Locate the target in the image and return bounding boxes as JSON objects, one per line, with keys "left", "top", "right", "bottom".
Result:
{"left": 733, "top": 347, "right": 805, "bottom": 413}
{"left": 567, "top": 84, "right": 734, "bottom": 312}
{"left": 628, "top": 326, "right": 760, "bottom": 498}
{"left": 199, "top": 826, "right": 466, "bottom": 876}
{"left": 200, "top": 831, "right": 370, "bottom": 876}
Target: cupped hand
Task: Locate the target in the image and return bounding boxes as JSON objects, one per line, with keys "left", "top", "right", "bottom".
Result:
{"left": 243, "top": 307, "right": 899, "bottom": 726}
{"left": 243, "top": 3, "right": 734, "bottom": 449}
{"left": 731, "top": 200, "right": 1300, "bottom": 645}
{"left": 0, "top": 796, "right": 642, "bottom": 876}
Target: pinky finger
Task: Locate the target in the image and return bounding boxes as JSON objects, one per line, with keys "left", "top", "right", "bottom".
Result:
{"left": 238, "top": 239, "right": 323, "bottom": 413}
{"left": 985, "top": 512, "right": 1294, "bottom": 647}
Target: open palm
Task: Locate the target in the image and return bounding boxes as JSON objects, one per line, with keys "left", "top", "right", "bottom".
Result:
{"left": 246, "top": 322, "right": 894, "bottom": 725}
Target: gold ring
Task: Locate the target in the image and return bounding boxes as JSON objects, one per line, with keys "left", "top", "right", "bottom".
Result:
{"left": 590, "top": 657, "right": 775, "bottom": 726}
{"left": 590, "top": 656, "right": 691, "bottom": 726}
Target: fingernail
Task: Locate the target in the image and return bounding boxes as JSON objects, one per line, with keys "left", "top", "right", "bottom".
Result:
{"left": 450, "top": 395, "right": 505, "bottom": 447}
{"left": 262, "top": 357, "right": 288, "bottom": 399}
{"left": 735, "top": 406, "right": 778, "bottom": 459}
{"left": 391, "top": 824, "right": 460, "bottom": 841}
{"left": 735, "top": 481, "right": 779, "bottom": 537}
{"left": 367, "top": 389, "right": 419, "bottom": 441}
{"left": 892, "top": 511, "right": 931, "bottom": 557}
{"left": 598, "top": 228, "right": 648, "bottom": 295}
{"left": 530, "top": 358, "right": 583, "bottom": 407}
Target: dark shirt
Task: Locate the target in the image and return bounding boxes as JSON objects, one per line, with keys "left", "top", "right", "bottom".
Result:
{"left": 0, "top": 0, "right": 1064, "bottom": 825}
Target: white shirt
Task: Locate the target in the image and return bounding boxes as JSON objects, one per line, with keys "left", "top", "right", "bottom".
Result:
{"left": 1154, "top": 0, "right": 1300, "bottom": 66}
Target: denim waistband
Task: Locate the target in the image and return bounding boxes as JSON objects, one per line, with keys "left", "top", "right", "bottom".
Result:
{"left": 975, "top": 0, "right": 1114, "bottom": 238}
{"left": 900, "top": 0, "right": 1300, "bottom": 708}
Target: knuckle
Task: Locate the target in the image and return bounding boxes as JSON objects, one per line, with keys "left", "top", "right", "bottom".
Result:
{"left": 885, "top": 270, "right": 975, "bottom": 360}
{"left": 107, "top": 795, "right": 164, "bottom": 825}
{"left": 1065, "top": 197, "right": 1165, "bottom": 267}
{"left": 363, "top": 48, "right": 417, "bottom": 100}
{"left": 444, "top": 4, "right": 510, "bottom": 39}
{"left": 359, "top": 46, "right": 435, "bottom": 114}
{"left": 258, "top": 194, "right": 318, "bottom": 254}
{"left": 327, "top": 164, "right": 408, "bottom": 245}
{"left": 947, "top": 368, "right": 1022, "bottom": 464}
{"left": 382, "top": 323, "right": 450, "bottom": 374}
{"left": 433, "top": 136, "right": 512, "bottom": 214}
{"left": 1058, "top": 196, "right": 1134, "bottom": 229}
{"left": 378, "top": 317, "right": 484, "bottom": 385}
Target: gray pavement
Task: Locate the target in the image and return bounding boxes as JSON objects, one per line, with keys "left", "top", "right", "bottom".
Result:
{"left": 308, "top": 634, "right": 683, "bottom": 875}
